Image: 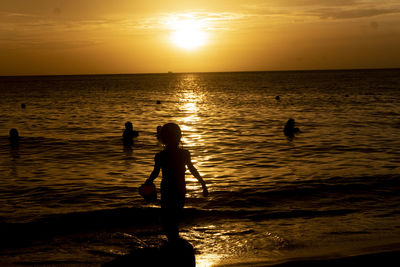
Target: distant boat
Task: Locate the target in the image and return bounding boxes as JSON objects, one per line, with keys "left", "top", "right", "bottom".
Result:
{"left": 168, "top": 71, "right": 173, "bottom": 74}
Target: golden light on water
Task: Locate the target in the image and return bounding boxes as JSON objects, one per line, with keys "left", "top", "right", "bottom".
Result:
{"left": 175, "top": 76, "right": 209, "bottom": 193}
{"left": 180, "top": 225, "right": 225, "bottom": 267}
{"left": 180, "top": 104, "right": 200, "bottom": 131}
{"left": 178, "top": 86, "right": 203, "bottom": 147}
{"left": 179, "top": 91, "right": 204, "bottom": 189}
{"left": 182, "top": 102, "right": 198, "bottom": 114}
{"left": 196, "top": 254, "right": 224, "bottom": 267}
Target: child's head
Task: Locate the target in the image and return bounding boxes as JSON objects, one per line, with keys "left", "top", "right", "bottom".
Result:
{"left": 160, "top": 123, "right": 181, "bottom": 146}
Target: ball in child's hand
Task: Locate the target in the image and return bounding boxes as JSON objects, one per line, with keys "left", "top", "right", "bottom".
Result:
{"left": 139, "top": 183, "right": 157, "bottom": 202}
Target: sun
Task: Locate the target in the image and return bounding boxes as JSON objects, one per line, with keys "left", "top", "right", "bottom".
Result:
{"left": 168, "top": 17, "right": 208, "bottom": 50}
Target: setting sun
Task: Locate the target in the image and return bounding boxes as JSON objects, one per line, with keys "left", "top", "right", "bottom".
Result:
{"left": 168, "top": 17, "right": 208, "bottom": 50}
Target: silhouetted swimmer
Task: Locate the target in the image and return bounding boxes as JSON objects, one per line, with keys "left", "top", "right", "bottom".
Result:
{"left": 275, "top": 96, "right": 280, "bottom": 101}
{"left": 123, "top": 121, "right": 139, "bottom": 145}
{"left": 21, "top": 103, "right": 26, "bottom": 108}
{"left": 145, "top": 123, "right": 208, "bottom": 242}
{"left": 9, "top": 128, "right": 20, "bottom": 145}
{"left": 284, "top": 118, "right": 300, "bottom": 139}
{"left": 156, "top": 100, "right": 161, "bottom": 104}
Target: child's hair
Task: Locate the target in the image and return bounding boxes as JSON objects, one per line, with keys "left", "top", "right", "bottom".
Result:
{"left": 160, "top": 123, "right": 182, "bottom": 146}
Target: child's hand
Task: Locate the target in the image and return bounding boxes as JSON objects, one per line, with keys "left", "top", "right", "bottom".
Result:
{"left": 145, "top": 179, "right": 153, "bottom": 185}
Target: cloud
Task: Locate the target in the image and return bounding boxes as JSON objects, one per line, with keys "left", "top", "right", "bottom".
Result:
{"left": 0, "top": 11, "right": 114, "bottom": 50}
{"left": 1, "top": 0, "right": 400, "bottom": 51}
{"left": 311, "top": 7, "right": 400, "bottom": 19}
{"left": 0, "top": 11, "right": 34, "bottom": 18}
{"left": 241, "top": 0, "right": 400, "bottom": 21}
{"left": 134, "top": 11, "right": 246, "bottom": 32}
{"left": 265, "top": 0, "right": 360, "bottom": 7}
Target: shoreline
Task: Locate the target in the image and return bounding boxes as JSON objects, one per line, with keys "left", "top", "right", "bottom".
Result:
{"left": 100, "top": 240, "right": 400, "bottom": 267}
{"left": 215, "top": 249, "right": 400, "bottom": 267}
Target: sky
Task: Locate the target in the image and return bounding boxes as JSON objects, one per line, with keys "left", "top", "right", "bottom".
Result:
{"left": 1, "top": 0, "right": 400, "bottom": 75}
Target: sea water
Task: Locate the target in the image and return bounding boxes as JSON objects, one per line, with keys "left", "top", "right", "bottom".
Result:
{"left": 1, "top": 69, "right": 400, "bottom": 266}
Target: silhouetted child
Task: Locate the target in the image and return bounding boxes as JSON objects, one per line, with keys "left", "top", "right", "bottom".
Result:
{"left": 284, "top": 118, "right": 300, "bottom": 139}
{"left": 145, "top": 123, "right": 208, "bottom": 241}
{"left": 122, "top": 121, "right": 139, "bottom": 144}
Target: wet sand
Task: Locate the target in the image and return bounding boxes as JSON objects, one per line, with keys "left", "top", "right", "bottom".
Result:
{"left": 102, "top": 238, "right": 195, "bottom": 267}
{"left": 215, "top": 250, "right": 400, "bottom": 267}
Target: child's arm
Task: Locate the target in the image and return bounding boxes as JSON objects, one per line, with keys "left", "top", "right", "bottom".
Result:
{"left": 145, "top": 155, "right": 160, "bottom": 184}
{"left": 186, "top": 152, "right": 208, "bottom": 197}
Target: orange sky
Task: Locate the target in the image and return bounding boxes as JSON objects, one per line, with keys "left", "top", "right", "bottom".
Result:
{"left": 1, "top": 0, "right": 400, "bottom": 75}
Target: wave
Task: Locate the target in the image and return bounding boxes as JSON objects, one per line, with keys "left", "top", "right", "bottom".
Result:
{"left": 1, "top": 174, "right": 399, "bottom": 226}
{"left": 201, "top": 174, "right": 400, "bottom": 212}
{"left": 0, "top": 203, "right": 361, "bottom": 250}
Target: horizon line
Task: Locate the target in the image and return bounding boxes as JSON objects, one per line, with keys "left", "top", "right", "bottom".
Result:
{"left": 1, "top": 67, "right": 400, "bottom": 78}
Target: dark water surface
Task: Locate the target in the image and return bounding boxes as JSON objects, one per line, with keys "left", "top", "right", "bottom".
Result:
{"left": 1, "top": 69, "right": 400, "bottom": 266}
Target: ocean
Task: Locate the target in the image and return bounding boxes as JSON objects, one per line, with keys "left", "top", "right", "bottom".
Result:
{"left": 1, "top": 69, "right": 400, "bottom": 266}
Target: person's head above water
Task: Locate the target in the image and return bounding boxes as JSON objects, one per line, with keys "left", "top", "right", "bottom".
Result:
{"left": 160, "top": 123, "right": 182, "bottom": 147}
{"left": 125, "top": 121, "right": 133, "bottom": 130}
{"left": 9, "top": 128, "right": 19, "bottom": 141}
{"left": 286, "top": 118, "right": 295, "bottom": 128}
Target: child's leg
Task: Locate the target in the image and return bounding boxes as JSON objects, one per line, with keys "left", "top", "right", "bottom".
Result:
{"left": 161, "top": 198, "right": 185, "bottom": 242}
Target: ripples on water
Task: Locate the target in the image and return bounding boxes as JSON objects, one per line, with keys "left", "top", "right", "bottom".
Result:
{"left": 1, "top": 69, "right": 400, "bottom": 265}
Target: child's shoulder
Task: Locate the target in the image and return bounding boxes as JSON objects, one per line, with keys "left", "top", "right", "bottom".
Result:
{"left": 181, "top": 148, "right": 191, "bottom": 159}
{"left": 173, "top": 147, "right": 190, "bottom": 157}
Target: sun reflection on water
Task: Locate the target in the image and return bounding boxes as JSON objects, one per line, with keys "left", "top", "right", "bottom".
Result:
{"left": 179, "top": 222, "right": 288, "bottom": 267}
{"left": 196, "top": 254, "right": 224, "bottom": 267}
{"left": 175, "top": 76, "right": 231, "bottom": 266}
{"left": 176, "top": 78, "right": 204, "bottom": 148}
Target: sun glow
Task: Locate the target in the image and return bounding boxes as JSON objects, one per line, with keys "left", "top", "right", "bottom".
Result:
{"left": 168, "top": 16, "right": 208, "bottom": 50}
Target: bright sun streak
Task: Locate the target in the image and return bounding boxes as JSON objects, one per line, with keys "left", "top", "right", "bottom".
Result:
{"left": 169, "top": 18, "right": 208, "bottom": 50}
